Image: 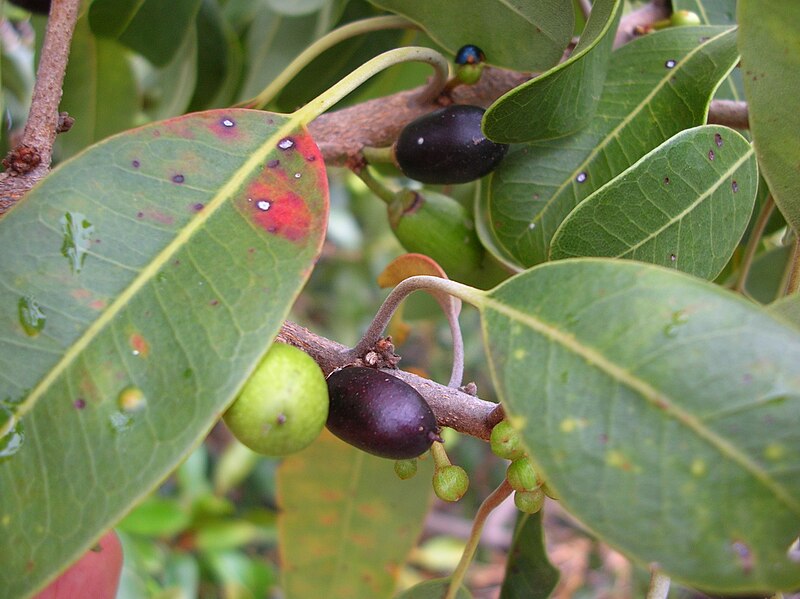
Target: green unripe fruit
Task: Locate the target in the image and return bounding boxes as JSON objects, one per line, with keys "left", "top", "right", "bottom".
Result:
{"left": 223, "top": 343, "right": 329, "bottom": 456}
{"left": 454, "top": 44, "right": 486, "bottom": 85}
{"left": 506, "top": 457, "right": 539, "bottom": 492}
{"left": 388, "top": 189, "right": 484, "bottom": 280}
{"left": 433, "top": 464, "right": 469, "bottom": 502}
{"left": 394, "top": 458, "right": 418, "bottom": 480}
{"left": 490, "top": 420, "right": 525, "bottom": 461}
{"left": 514, "top": 488, "right": 545, "bottom": 514}
{"left": 393, "top": 105, "right": 509, "bottom": 185}
{"left": 670, "top": 10, "right": 701, "bottom": 26}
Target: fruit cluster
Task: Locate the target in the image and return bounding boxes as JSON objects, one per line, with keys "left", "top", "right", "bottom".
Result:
{"left": 490, "top": 420, "right": 557, "bottom": 513}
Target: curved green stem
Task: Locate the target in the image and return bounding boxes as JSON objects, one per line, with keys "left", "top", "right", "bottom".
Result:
{"left": 354, "top": 166, "right": 397, "bottom": 205}
{"left": 733, "top": 194, "right": 774, "bottom": 294}
{"left": 293, "top": 46, "right": 450, "bottom": 126}
{"left": 241, "top": 15, "right": 417, "bottom": 109}
{"left": 430, "top": 441, "right": 451, "bottom": 469}
{"left": 362, "top": 145, "right": 396, "bottom": 165}
{"left": 445, "top": 480, "right": 513, "bottom": 599}
{"left": 343, "top": 276, "right": 483, "bottom": 388}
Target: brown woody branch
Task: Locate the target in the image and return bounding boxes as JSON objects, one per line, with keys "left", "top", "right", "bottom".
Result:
{"left": 276, "top": 320, "right": 498, "bottom": 440}
{"left": 0, "top": 0, "right": 80, "bottom": 216}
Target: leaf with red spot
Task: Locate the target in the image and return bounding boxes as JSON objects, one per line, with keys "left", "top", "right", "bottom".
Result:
{"left": 0, "top": 109, "right": 328, "bottom": 599}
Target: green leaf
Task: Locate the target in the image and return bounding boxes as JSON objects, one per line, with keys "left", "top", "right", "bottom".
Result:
{"left": 272, "top": 1, "right": 406, "bottom": 113}
{"left": 768, "top": 294, "right": 800, "bottom": 331}
{"left": 0, "top": 109, "right": 329, "bottom": 599}
{"left": 671, "top": 0, "right": 743, "bottom": 102}
{"left": 89, "top": 0, "right": 202, "bottom": 67}
{"left": 56, "top": 16, "right": 139, "bottom": 160}
{"left": 203, "top": 550, "right": 275, "bottom": 598}
{"left": 395, "top": 577, "right": 473, "bottom": 599}
{"left": 117, "top": 497, "right": 191, "bottom": 538}
{"left": 141, "top": 26, "right": 198, "bottom": 121}
{"left": 736, "top": 244, "right": 794, "bottom": 305}
{"left": 738, "top": 0, "right": 800, "bottom": 232}
{"left": 478, "top": 26, "right": 739, "bottom": 269}
{"left": 476, "top": 259, "right": 800, "bottom": 592}
{"left": 483, "top": 0, "right": 622, "bottom": 143}
{"left": 188, "top": 0, "right": 243, "bottom": 111}
{"left": 277, "top": 431, "right": 433, "bottom": 599}
{"left": 499, "top": 512, "right": 559, "bottom": 599}
{"left": 550, "top": 125, "right": 757, "bottom": 279}
{"left": 367, "top": 0, "right": 574, "bottom": 72}
{"left": 237, "top": 5, "right": 319, "bottom": 102}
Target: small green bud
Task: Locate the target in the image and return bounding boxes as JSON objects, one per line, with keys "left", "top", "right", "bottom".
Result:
{"left": 506, "top": 457, "right": 539, "bottom": 492}
{"left": 394, "top": 458, "right": 418, "bottom": 480}
{"left": 433, "top": 465, "right": 469, "bottom": 502}
{"left": 670, "top": 10, "right": 701, "bottom": 26}
{"left": 514, "top": 488, "right": 545, "bottom": 514}
{"left": 490, "top": 420, "right": 525, "bottom": 461}
{"left": 454, "top": 44, "right": 486, "bottom": 85}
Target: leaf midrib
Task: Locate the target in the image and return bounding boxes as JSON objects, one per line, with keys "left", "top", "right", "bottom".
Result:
{"left": 17, "top": 111, "right": 304, "bottom": 420}
{"left": 481, "top": 294, "right": 800, "bottom": 515}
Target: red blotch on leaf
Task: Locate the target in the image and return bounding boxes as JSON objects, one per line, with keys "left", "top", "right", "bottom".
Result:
{"left": 248, "top": 187, "right": 312, "bottom": 242}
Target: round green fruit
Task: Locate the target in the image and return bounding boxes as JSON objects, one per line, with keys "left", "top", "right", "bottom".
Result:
{"left": 394, "top": 458, "right": 419, "bottom": 480}
{"left": 506, "top": 457, "right": 539, "bottom": 492}
{"left": 514, "top": 488, "right": 545, "bottom": 514}
{"left": 433, "top": 464, "right": 469, "bottom": 502}
{"left": 490, "top": 420, "right": 525, "bottom": 461}
{"left": 224, "top": 343, "right": 329, "bottom": 456}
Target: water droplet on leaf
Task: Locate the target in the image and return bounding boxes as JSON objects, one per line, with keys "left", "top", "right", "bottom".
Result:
{"left": 665, "top": 59, "right": 676, "bottom": 68}
{"left": 60, "top": 211, "right": 94, "bottom": 273}
{"left": 256, "top": 200, "right": 271, "bottom": 211}
{"left": 222, "top": 118, "right": 235, "bottom": 128}
{"left": 172, "top": 174, "right": 185, "bottom": 184}
{"left": 277, "top": 138, "right": 294, "bottom": 150}
{"left": 18, "top": 296, "right": 46, "bottom": 336}
{"left": 669, "top": 253, "right": 677, "bottom": 262}
{"left": 0, "top": 406, "right": 24, "bottom": 461}
{"left": 576, "top": 172, "right": 587, "bottom": 183}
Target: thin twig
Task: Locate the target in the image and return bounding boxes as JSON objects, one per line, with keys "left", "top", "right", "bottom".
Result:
{"left": 707, "top": 99, "right": 749, "bottom": 130}
{"left": 276, "top": 320, "right": 497, "bottom": 440}
{"left": 0, "top": 0, "right": 81, "bottom": 215}
{"left": 787, "top": 237, "right": 800, "bottom": 296}
{"left": 445, "top": 480, "right": 514, "bottom": 599}
{"left": 733, "top": 195, "right": 775, "bottom": 293}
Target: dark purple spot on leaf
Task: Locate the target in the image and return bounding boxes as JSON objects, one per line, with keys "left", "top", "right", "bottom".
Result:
{"left": 210, "top": 299, "right": 219, "bottom": 306}
{"left": 132, "top": 160, "right": 140, "bottom": 168}
{"left": 732, "top": 180, "right": 739, "bottom": 193}
{"left": 192, "top": 203, "right": 204, "bottom": 212}
{"left": 665, "top": 59, "right": 676, "bottom": 69}
{"left": 664, "top": 177, "right": 670, "bottom": 185}
{"left": 74, "top": 398, "right": 86, "bottom": 409}
{"left": 708, "top": 149, "right": 715, "bottom": 161}
{"left": 714, "top": 133, "right": 723, "bottom": 148}
{"left": 670, "top": 254, "right": 677, "bottom": 262}
{"left": 172, "top": 174, "right": 185, "bottom": 184}
{"left": 278, "top": 138, "right": 295, "bottom": 150}
{"left": 306, "top": 155, "right": 316, "bottom": 162}
{"left": 137, "top": 212, "right": 144, "bottom": 218}
{"left": 277, "top": 413, "right": 287, "bottom": 425}
{"left": 267, "top": 159, "right": 280, "bottom": 168}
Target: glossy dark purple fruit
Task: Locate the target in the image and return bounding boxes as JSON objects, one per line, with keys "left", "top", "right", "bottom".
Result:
{"left": 326, "top": 366, "right": 440, "bottom": 460}
{"left": 393, "top": 105, "right": 509, "bottom": 185}
{"left": 8, "top": 0, "right": 50, "bottom": 14}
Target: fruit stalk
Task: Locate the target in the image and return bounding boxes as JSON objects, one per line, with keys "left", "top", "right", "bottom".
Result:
{"left": 444, "top": 479, "right": 513, "bottom": 599}
{"left": 242, "top": 15, "right": 418, "bottom": 109}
